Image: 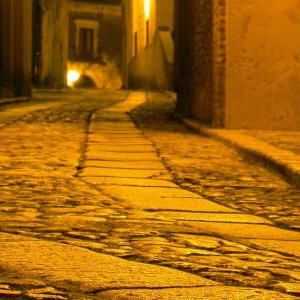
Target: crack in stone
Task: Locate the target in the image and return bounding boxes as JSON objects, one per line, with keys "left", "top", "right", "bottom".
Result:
{"left": 75, "top": 110, "right": 96, "bottom": 178}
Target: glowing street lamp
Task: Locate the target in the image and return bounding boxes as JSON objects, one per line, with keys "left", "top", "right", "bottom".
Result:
{"left": 144, "top": 0, "right": 151, "bottom": 20}
{"left": 67, "top": 70, "right": 80, "bottom": 87}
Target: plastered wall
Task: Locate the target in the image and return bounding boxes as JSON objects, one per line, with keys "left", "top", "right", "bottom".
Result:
{"left": 226, "top": 0, "right": 300, "bottom": 130}
{"left": 0, "top": 0, "right": 32, "bottom": 96}
{"left": 126, "top": 0, "right": 174, "bottom": 90}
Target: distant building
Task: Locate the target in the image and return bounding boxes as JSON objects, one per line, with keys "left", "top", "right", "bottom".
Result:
{"left": 33, "top": 0, "right": 123, "bottom": 89}
{"left": 124, "top": 0, "right": 174, "bottom": 90}
{"left": 175, "top": 0, "right": 300, "bottom": 130}
{"left": 67, "top": 0, "right": 123, "bottom": 89}
{"left": 0, "top": 0, "right": 32, "bottom": 97}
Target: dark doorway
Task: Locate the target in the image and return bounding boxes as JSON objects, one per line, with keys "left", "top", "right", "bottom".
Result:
{"left": 32, "top": 0, "right": 42, "bottom": 85}
{"left": 79, "top": 28, "right": 95, "bottom": 59}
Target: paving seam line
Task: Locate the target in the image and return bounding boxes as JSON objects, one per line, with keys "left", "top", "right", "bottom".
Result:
{"left": 182, "top": 118, "right": 300, "bottom": 188}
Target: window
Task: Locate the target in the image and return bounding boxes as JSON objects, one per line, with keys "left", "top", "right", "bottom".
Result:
{"left": 79, "top": 28, "right": 94, "bottom": 58}
{"left": 74, "top": 19, "right": 98, "bottom": 60}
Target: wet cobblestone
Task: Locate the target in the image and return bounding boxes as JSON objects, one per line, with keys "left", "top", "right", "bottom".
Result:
{"left": 0, "top": 91, "right": 299, "bottom": 298}
{"left": 130, "top": 92, "right": 300, "bottom": 231}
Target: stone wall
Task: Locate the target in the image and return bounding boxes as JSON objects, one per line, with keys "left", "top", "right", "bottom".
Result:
{"left": 226, "top": 0, "right": 300, "bottom": 130}
{"left": 125, "top": 0, "right": 174, "bottom": 90}
{"left": 0, "top": 0, "right": 32, "bottom": 97}
{"left": 39, "top": 0, "right": 68, "bottom": 88}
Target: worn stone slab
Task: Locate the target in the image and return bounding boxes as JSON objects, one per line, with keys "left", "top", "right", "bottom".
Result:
{"left": 274, "top": 282, "right": 300, "bottom": 296}
{"left": 92, "top": 111, "right": 131, "bottom": 121}
{"left": 103, "top": 91, "right": 146, "bottom": 112}
{"left": 0, "top": 233, "right": 218, "bottom": 292}
{"left": 86, "top": 151, "right": 159, "bottom": 161}
{"left": 184, "top": 221, "right": 300, "bottom": 241}
{"left": 91, "top": 134, "right": 144, "bottom": 140}
{"left": 0, "top": 232, "right": 37, "bottom": 242}
{"left": 90, "top": 129, "right": 142, "bottom": 135}
{"left": 84, "top": 160, "right": 166, "bottom": 170}
{"left": 90, "top": 121, "right": 136, "bottom": 129}
{"left": 241, "top": 239, "right": 300, "bottom": 258}
{"left": 81, "top": 167, "right": 165, "bottom": 178}
{"left": 91, "top": 122, "right": 136, "bottom": 128}
{"left": 98, "top": 286, "right": 296, "bottom": 300}
{"left": 144, "top": 211, "right": 272, "bottom": 224}
{"left": 102, "top": 186, "right": 237, "bottom": 212}
{"left": 87, "top": 144, "right": 155, "bottom": 153}
{"left": 83, "top": 177, "right": 178, "bottom": 187}
{"left": 88, "top": 135, "right": 152, "bottom": 144}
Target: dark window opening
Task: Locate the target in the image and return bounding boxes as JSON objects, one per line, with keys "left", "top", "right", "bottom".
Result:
{"left": 32, "top": 0, "right": 42, "bottom": 84}
{"left": 79, "top": 28, "right": 94, "bottom": 59}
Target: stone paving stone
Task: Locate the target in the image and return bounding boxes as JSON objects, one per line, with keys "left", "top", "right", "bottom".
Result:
{"left": 92, "top": 110, "right": 131, "bottom": 120}
{"left": 81, "top": 167, "right": 166, "bottom": 178}
{"left": 83, "top": 177, "right": 177, "bottom": 187}
{"left": 140, "top": 211, "right": 272, "bottom": 224}
{"left": 274, "top": 282, "right": 300, "bottom": 296}
{"left": 85, "top": 151, "right": 160, "bottom": 161}
{"left": 184, "top": 221, "right": 300, "bottom": 241}
{"left": 131, "top": 93, "right": 300, "bottom": 229}
{"left": 102, "top": 91, "right": 146, "bottom": 113}
{"left": 0, "top": 289, "right": 22, "bottom": 296}
{"left": 247, "top": 131, "right": 300, "bottom": 156}
{"left": 90, "top": 121, "right": 137, "bottom": 129}
{"left": 88, "top": 134, "right": 152, "bottom": 144}
{"left": 84, "top": 160, "right": 166, "bottom": 170}
{"left": 1, "top": 91, "right": 300, "bottom": 296}
{"left": 241, "top": 239, "right": 300, "bottom": 258}
{"left": 90, "top": 128, "right": 142, "bottom": 134}
{"left": 0, "top": 233, "right": 218, "bottom": 292}
{"left": 95, "top": 133, "right": 144, "bottom": 139}
{"left": 102, "top": 186, "right": 237, "bottom": 212}
{"left": 87, "top": 144, "right": 156, "bottom": 153}
{"left": 98, "top": 286, "right": 297, "bottom": 299}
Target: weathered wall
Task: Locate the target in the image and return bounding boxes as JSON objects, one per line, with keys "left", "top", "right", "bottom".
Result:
{"left": 40, "top": 0, "right": 68, "bottom": 88}
{"left": 156, "top": 0, "right": 174, "bottom": 30}
{"left": 226, "top": 0, "right": 300, "bottom": 130}
{"left": 0, "top": 0, "right": 32, "bottom": 97}
{"left": 126, "top": 0, "right": 174, "bottom": 90}
{"left": 128, "top": 30, "right": 173, "bottom": 89}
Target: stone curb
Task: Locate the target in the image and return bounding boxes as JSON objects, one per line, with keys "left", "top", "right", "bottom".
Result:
{"left": 0, "top": 96, "right": 29, "bottom": 105}
{"left": 182, "top": 118, "right": 300, "bottom": 188}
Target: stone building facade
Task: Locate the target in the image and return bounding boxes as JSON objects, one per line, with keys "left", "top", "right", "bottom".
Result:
{"left": 0, "top": 0, "right": 32, "bottom": 97}
{"left": 33, "top": 0, "right": 122, "bottom": 89}
{"left": 68, "top": 0, "right": 123, "bottom": 89}
{"left": 124, "top": 0, "right": 174, "bottom": 90}
{"left": 35, "top": 0, "right": 69, "bottom": 88}
{"left": 175, "top": 0, "right": 300, "bottom": 130}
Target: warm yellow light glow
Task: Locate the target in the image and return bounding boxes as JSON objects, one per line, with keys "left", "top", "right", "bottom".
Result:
{"left": 144, "top": 0, "right": 151, "bottom": 20}
{"left": 67, "top": 70, "right": 80, "bottom": 86}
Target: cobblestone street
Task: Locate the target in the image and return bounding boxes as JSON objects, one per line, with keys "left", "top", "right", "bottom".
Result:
{"left": 0, "top": 91, "right": 299, "bottom": 299}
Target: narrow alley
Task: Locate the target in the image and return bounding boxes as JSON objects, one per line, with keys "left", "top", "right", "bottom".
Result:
{"left": 1, "top": 1, "right": 300, "bottom": 298}
{"left": 0, "top": 90, "right": 299, "bottom": 299}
